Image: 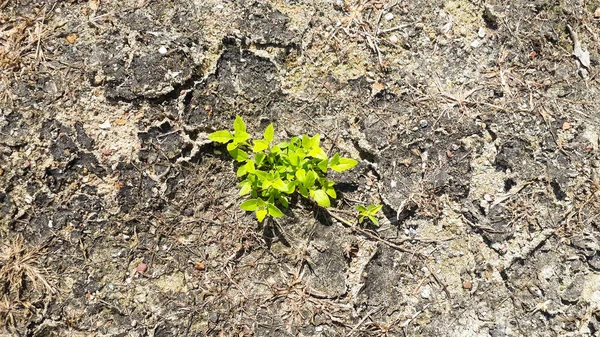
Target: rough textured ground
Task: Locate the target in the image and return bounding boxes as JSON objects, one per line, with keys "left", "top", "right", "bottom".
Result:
{"left": 1, "top": 0, "right": 600, "bottom": 336}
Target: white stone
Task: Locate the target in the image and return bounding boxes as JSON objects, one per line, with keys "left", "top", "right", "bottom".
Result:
{"left": 99, "top": 120, "right": 111, "bottom": 129}
{"left": 421, "top": 285, "right": 431, "bottom": 299}
{"left": 478, "top": 27, "right": 486, "bottom": 38}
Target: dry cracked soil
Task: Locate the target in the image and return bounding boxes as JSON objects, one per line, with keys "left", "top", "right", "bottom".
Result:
{"left": 2, "top": 0, "right": 600, "bottom": 336}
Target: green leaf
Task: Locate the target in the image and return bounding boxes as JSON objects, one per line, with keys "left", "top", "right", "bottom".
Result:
{"left": 301, "top": 135, "right": 311, "bottom": 149}
{"left": 355, "top": 205, "right": 367, "bottom": 213}
{"left": 278, "top": 195, "right": 289, "bottom": 208}
{"left": 309, "top": 147, "right": 327, "bottom": 160}
{"left": 325, "top": 187, "right": 336, "bottom": 199}
{"left": 300, "top": 134, "right": 320, "bottom": 149}
{"left": 275, "top": 142, "right": 288, "bottom": 149}
{"left": 305, "top": 170, "right": 317, "bottom": 188}
{"left": 236, "top": 165, "right": 247, "bottom": 177}
{"left": 285, "top": 182, "right": 295, "bottom": 194}
{"left": 368, "top": 215, "right": 380, "bottom": 226}
{"left": 369, "top": 204, "right": 383, "bottom": 214}
{"left": 256, "top": 208, "right": 267, "bottom": 222}
{"left": 253, "top": 140, "right": 269, "bottom": 152}
{"left": 310, "top": 134, "right": 320, "bottom": 149}
{"left": 245, "top": 160, "right": 255, "bottom": 174}
{"left": 255, "top": 153, "right": 266, "bottom": 166}
{"left": 311, "top": 189, "right": 330, "bottom": 207}
{"left": 330, "top": 157, "right": 358, "bottom": 172}
{"left": 254, "top": 170, "right": 268, "bottom": 180}
{"left": 234, "top": 116, "right": 246, "bottom": 134}
{"left": 272, "top": 179, "right": 290, "bottom": 193}
{"left": 298, "top": 186, "right": 309, "bottom": 198}
{"left": 295, "top": 169, "right": 306, "bottom": 183}
{"left": 317, "top": 159, "right": 329, "bottom": 172}
{"left": 267, "top": 203, "right": 284, "bottom": 217}
{"left": 208, "top": 130, "right": 233, "bottom": 143}
{"left": 228, "top": 148, "right": 248, "bottom": 162}
{"left": 264, "top": 124, "right": 274, "bottom": 143}
{"left": 240, "top": 199, "right": 259, "bottom": 211}
{"left": 288, "top": 152, "right": 300, "bottom": 167}
{"left": 234, "top": 131, "right": 250, "bottom": 144}
{"left": 239, "top": 181, "right": 252, "bottom": 196}
{"left": 329, "top": 153, "right": 340, "bottom": 166}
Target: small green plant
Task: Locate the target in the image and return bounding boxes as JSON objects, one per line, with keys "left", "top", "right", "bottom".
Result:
{"left": 209, "top": 116, "right": 358, "bottom": 222}
{"left": 355, "top": 204, "right": 383, "bottom": 226}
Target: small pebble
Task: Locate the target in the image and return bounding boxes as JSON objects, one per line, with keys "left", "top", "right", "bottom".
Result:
{"left": 471, "top": 39, "right": 481, "bottom": 48}
{"left": 389, "top": 34, "right": 399, "bottom": 44}
{"left": 421, "top": 285, "right": 431, "bottom": 299}
{"left": 158, "top": 46, "right": 168, "bottom": 55}
{"left": 385, "top": 13, "right": 394, "bottom": 21}
{"left": 99, "top": 120, "right": 111, "bottom": 129}
{"left": 419, "top": 119, "right": 429, "bottom": 128}
{"left": 595, "top": 7, "right": 600, "bottom": 18}
{"left": 136, "top": 263, "right": 148, "bottom": 273}
{"left": 463, "top": 280, "right": 472, "bottom": 289}
{"left": 478, "top": 27, "right": 486, "bottom": 38}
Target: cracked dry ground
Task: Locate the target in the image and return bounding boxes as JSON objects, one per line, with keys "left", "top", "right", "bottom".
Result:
{"left": 2, "top": 0, "right": 600, "bottom": 336}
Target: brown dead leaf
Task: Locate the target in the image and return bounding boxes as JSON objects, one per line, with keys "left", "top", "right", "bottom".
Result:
{"left": 66, "top": 33, "right": 77, "bottom": 44}
{"left": 372, "top": 82, "right": 385, "bottom": 91}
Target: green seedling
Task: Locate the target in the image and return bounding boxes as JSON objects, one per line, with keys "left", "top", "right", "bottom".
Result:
{"left": 355, "top": 204, "right": 383, "bottom": 226}
{"left": 209, "top": 116, "right": 358, "bottom": 222}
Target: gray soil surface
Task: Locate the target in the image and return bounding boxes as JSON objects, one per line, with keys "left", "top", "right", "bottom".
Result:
{"left": 2, "top": 0, "right": 600, "bottom": 336}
